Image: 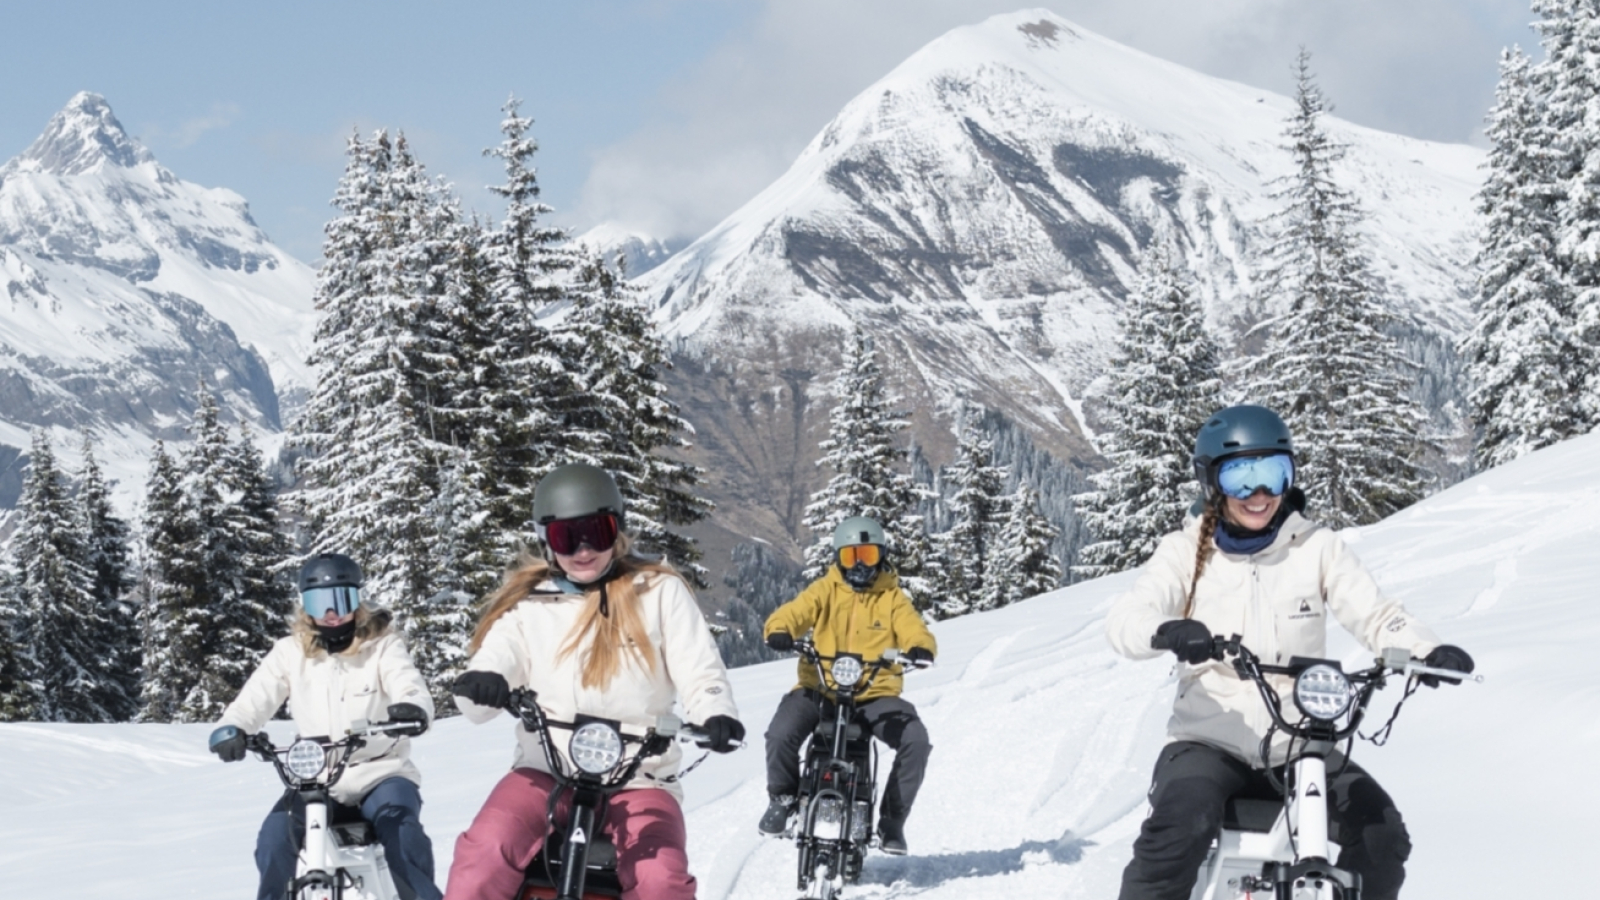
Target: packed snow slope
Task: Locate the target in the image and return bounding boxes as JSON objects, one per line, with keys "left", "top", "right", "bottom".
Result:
{"left": 4, "top": 429, "right": 1593, "bottom": 898}
{"left": 638, "top": 8, "right": 1482, "bottom": 555}
{"left": 0, "top": 92, "right": 315, "bottom": 502}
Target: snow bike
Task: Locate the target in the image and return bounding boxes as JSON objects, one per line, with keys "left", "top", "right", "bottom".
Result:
{"left": 502, "top": 688, "right": 715, "bottom": 900}
{"left": 246, "top": 717, "right": 427, "bottom": 900}
{"left": 783, "top": 638, "right": 920, "bottom": 900}
{"left": 1150, "top": 632, "right": 1481, "bottom": 900}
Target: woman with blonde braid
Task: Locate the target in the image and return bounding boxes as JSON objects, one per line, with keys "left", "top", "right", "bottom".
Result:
{"left": 444, "top": 464, "right": 743, "bottom": 900}
{"left": 1105, "top": 405, "right": 1474, "bottom": 900}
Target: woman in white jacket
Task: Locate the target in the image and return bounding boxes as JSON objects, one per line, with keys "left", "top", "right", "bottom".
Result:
{"left": 444, "top": 464, "right": 743, "bottom": 900}
{"left": 209, "top": 553, "right": 442, "bottom": 900}
{"left": 1105, "top": 406, "right": 1475, "bottom": 900}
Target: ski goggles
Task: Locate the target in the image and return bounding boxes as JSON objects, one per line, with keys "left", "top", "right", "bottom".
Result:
{"left": 542, "top": 512, "right": 621, "bottom": 556}
{"left": 302, "top": 585, "right": 360, "bottom": 619}
{"left": 1215, "top": 452, "right": 1295, "bottom": 500}
{"left": 837, "top": 544, "right": 882, "bottom": 568}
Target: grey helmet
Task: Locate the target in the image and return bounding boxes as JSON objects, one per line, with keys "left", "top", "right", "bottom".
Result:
{"left": 1192, "top": 405, "right": 1294, "bottom": 493}
{"left": 832, "top": 516, "right": 888, "bottom": 590}
{"left": 533, "top": 463, "right": 626, "bottom": 525}
{"left": 832, "top": 516, "right": 887, "bottom": 549}
{"left": 298, "top": 553, "right": 363, "bottom": 591}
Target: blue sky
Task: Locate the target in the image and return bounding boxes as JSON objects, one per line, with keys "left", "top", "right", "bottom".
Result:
{"left": 1, "top": 1, "right": 1539, "bottom": 263}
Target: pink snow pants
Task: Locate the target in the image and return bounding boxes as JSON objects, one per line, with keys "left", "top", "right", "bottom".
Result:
{"left": 443, "top": 768, "right": 697, "bottom": 900}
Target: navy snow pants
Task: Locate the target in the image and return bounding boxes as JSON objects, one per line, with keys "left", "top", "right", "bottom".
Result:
{"left": 255, "top": 776, "right": 442, "bottom": 900}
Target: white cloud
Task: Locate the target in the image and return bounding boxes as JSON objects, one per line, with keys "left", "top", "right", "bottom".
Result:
{"left": 573, "top": 0, "right": 1531, "bottom": 244}
{"left": 145, "top": 101, "right": 242, "bottom": 149}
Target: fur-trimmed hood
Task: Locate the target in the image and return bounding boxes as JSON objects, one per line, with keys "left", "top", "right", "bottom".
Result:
{"left": 291, "top": 606, "right": 394, "bottom": 658}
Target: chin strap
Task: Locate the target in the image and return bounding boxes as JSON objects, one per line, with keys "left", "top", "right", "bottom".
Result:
{"left": 554, "top": 569, "right": 615, "bottom": 618}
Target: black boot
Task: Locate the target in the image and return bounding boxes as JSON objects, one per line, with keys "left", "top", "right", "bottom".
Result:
{"left": 758, "top": 794, "right": 796, "bottom": 836}
{"left": 877, "top": 815, "right": 907, "bottom": 855}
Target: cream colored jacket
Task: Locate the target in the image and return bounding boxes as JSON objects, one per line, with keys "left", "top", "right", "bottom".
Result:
{"left": 1106, "top": 511, "right": 1440, "bottom": 767}
{"left": 218, "top": 628, "right": 434, "bottom": 805}
{"left": 457, "top": 570, "right": 739, "bottom": 800}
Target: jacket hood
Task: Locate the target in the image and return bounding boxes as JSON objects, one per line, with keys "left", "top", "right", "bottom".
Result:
{"left": 292, "top": 607, "right": 394, "bottom": 657}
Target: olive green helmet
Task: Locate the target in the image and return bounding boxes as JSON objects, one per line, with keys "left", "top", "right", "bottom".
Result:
{"left": 832, "top": 516, "right": 887, "bottom": 549}
{"left": 532, "top": 463, "right": 626, "bottom": 524}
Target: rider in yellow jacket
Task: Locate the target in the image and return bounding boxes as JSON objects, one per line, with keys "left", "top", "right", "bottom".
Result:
{"left": 757, "top": 516, "right": 936, "bottom": 855}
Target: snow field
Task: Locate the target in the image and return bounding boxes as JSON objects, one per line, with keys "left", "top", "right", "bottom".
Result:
{"left": 5, "top": 429, "right": 1600, "bottom": 897}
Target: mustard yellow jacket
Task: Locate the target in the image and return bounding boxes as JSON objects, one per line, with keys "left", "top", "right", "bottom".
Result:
{"left": 764, "top": 565, "right": 937, "bottom": 701}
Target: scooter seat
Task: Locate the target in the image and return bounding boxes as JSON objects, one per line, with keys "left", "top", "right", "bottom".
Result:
{"left": 1222, "top": 797, "right": 1281, "bottom": 833}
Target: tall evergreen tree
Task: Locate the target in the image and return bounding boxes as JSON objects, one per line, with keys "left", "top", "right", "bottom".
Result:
{"left": 1074, "top": 243, "right": 1222, "bottom": 576}
{"left": 78, "top": 436, "right": 140, "bottom": 721}
{"left": 800, "top": 330, "right": 932, "bottom": 601}
{"left": 11, "top": 430, "right": 105, "bottom": 721}
{"left": 1464, "top": 46, "right": 1582, "bottom": 469}
{"left": 1247, "top": 52, "right": 1432, "bottom": 528}
{"left": 564, "top": 253, "right": 713, "bottom": 585}
{"left": 478, "top": 96, "right": 582, "bottom": 552}
{"left": 935, "top": 414, "right": 1010, "bottom": 616}
{"left": 995, "top": 484, "right": 1063, "bottom": 607}
{"left": 137, "top": 440, "right": 200, "bottom": 722}
{"left": 0, "top": 559, "right": 34, "bottom": 720}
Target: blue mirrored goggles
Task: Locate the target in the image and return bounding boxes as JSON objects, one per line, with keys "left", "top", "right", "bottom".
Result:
{"left": 302, "top": 585, "right": 360, "bottom": 619}
{"left": 1215, "top": 453, "right": 1295, "bottom": 500}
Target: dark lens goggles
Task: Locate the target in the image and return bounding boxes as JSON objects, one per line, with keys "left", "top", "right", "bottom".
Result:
{"left": 838, "top": 544, "right": 881, "bottom": 568}
{"left": 302, "top": 585, "right": 360, "bottom": 619}
{"left": 1215, "top": 452, "right": 1295, "bottom": 500}
{"left": 543, "top": 512, "right": 621, "bottom": 556}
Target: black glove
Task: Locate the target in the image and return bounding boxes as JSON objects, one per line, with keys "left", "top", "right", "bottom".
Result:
{"left": 765, "top": 631, "right": 795, "bottom": 653}
{"left": 452, "top": 670, "right": 511, "bottom": 709}
{"left": 699, "top": 715, "right": 745, "bottom": 753}
{"left": 209, "top": 725, "right": 246, "bottom": 763}
{"left": 905, "top": 646, "right": 934, "bottom": 668}
{"left": 1154, "top": 619, "right": 1215, "bottom": 665}
{"left": 1419, "top": 644, "right": 1474, "bottom": 688}
{"left": 387, "top": 702, "right": 429, "bottom": 736}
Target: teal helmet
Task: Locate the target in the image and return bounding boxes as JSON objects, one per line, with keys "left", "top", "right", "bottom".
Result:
{"left": 1192, "top": 405, "right": 1294, "bottom": 494}
{"left": 832, "top": 516, "right": 887, "bottom": 590}
{"left": 832, "top": 516, "right": 887, "bottom": 549}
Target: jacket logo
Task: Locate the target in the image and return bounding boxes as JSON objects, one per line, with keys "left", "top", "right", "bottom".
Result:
{"left": 705, "top": 686, "right": 723, "bottom": 695}
{"left": 1299, "top": 599, "right": 1311, "bottom": 613}
{"left": 870, "top": 620, "right": 885, "bottom": 630}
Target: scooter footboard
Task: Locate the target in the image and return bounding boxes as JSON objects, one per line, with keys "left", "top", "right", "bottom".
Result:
{"left": 1190, "top": 829, "right": 1345, "bottom": 900}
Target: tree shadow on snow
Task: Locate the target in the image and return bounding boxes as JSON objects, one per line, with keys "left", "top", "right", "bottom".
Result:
{"left": 856, "top": 831, "right": 1092, "bottom": 889}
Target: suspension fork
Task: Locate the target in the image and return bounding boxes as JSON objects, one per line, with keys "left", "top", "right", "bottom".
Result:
{"left": 556, "top": 785, "right": 603, "bottom": 900}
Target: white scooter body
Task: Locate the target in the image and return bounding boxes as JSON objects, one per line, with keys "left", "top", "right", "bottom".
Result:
{"left": 297, "top": 795, "right": 403, "bottom": 900}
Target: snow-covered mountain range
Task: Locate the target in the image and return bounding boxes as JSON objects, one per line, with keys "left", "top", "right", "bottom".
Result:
{"left": 5, "top": 401, "right": 1593, "bottom": 900}
{"left": 641, "top": 10, "right": 1482, "bottom": 554}
{"left": 0, "top": 92, "right": 315, "bottom": 504}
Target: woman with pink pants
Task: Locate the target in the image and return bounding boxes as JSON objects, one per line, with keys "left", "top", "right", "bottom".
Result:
{"left": 443, "top": 464, "right": 745, "bottom": 900}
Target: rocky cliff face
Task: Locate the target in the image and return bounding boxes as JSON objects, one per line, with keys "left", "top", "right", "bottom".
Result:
{"left": 0, "top": 92, "right": 315, "bottom": 500}
{"left": 641, "top": 11, "right": 1482, "bottom": 560}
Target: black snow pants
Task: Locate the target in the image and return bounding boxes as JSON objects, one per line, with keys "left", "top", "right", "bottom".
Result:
{"left": 764, "top": 688, "right": 931, "bottom": 824}
{"left": 1118, "top": 741, "right": 1411, "bottom": 900}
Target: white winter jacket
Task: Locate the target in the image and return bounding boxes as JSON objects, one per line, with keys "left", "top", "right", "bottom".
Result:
{"left": 218, "top": 619, "right": 435, "bottom": 805}
{"left": 457, "top": 570, "right": 739, "bottom": 800}
{"left": 1106, "top": 511, "right": 1440, "bottom": 768}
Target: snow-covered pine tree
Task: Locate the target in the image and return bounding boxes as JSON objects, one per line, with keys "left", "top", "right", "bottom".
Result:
{"left": 11, "top": 430, "right": 106, "bottom": 721}
{"left": 77, "top": 436, "right": 139, "bottom": 721}
{"left": 478, "top": 96, "right": 582, "bottom": 552}
{"left": 1247, "top": 52, "right": 1432, "bottom": 529}
{"left": 563, "top": 253, "right": 713, "bottom": 585}
{"left": 0, "top": 558, "right": 34, "bottom": 720}
{"left": 800, "top": 329, "right": 932, "bottom": 601}
{"left": 175, "top": 384, "right": 251, "bottom": 720}
{"left": 411, "top": 456, "right": 481, "bottom": 711}
{"left": 1074, "top": 242, "right": 1221, "bottom": 577}
{"left": 217, "top": 422, "right": 292, "bottom": 676}
{"left": 1534, "top": 0, "right": 1600, "bottom": 427}
{"left": 935, "top": 413, "right": 1010, "bottom": 616}
{"left": 995, "top": 483, "right": 1063, "bottom": 607}
{"left": 1463, "top": 46, "right": 1583, "bottom": 469}
{"left": 136, "top": 440, "right": 200, "bottom": 722}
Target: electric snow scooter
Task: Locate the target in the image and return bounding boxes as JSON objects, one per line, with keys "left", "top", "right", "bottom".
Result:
{"left": 783, "top": 638, "right": 924, "bottom": 900}
{"left": 501, "top": 688, "right": 716, "bottom": 900}
{"left": 247, "top": 717, "right": 426, "bottom": 900}
{"left": 1150, "top": 632, "right": 1481, "bottom": 900}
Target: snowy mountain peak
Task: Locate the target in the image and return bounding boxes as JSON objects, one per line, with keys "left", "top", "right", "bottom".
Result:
{"left": 13, "top": 91, "right": 153, "bottom": 176}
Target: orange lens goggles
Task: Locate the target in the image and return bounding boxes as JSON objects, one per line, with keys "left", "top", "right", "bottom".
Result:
{"left": 837, "top": 544, "right": 881, "bottom": 568}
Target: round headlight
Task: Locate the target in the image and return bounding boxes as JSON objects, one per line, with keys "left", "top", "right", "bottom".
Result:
{"left": 285, "top": 739, "right": 328, "bottom": 780}
{"left": 1294, "top": 664, "right": 1353, "bottom": 721}
{"left": 831, "top": 656, "right": 863, "bottom": 688}
{"left": 570, "top": 722, "right": 624, "bottom": 774}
